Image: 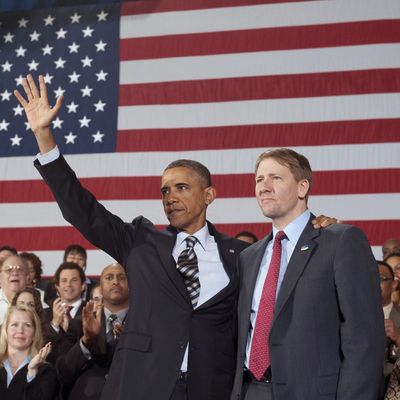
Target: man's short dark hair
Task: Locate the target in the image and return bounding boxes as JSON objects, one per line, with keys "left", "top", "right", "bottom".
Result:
{"left": 53, "top": 261, "right": 86, "bottom": 286}
{"left": 63, "top": 244, "right": 87, "bottom": 262}
{"left": 378, "top": 260, "right": 394, "bottom": 279}
{"left": 164, "top": 159, "right": 212, "bottom": 188}
{"left": 235, "top": 231, "right": 258, "bottom": 244}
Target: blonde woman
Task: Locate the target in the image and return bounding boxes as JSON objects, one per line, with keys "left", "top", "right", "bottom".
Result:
{"left": 0, "top": 305, "right": 59, "bottom": 399}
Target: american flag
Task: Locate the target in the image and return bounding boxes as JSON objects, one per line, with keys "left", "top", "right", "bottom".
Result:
{"left": 0, "top": 0, "right": 399, "bottom": 276}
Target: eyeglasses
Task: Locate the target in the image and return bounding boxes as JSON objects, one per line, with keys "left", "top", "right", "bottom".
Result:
{"left": 0, "top": 265, "right": 27, "bottom": 275}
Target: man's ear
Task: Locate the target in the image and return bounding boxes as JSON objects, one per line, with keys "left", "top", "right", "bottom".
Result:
{"left": 298, "top": 179, "right": 310, "bottom": 200}
{"left": 204, "top": 186, "right": 216, "bottom": 206}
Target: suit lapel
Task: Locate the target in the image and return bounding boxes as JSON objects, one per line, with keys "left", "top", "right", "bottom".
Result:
{"left": 155, "top": 227, "right": 192, "bottom": 305}
{"left": 238, "top": 234, "right": 271, "bottom": 349}
{"left": 273, "top": 219, "right": 319, "bottom": 324}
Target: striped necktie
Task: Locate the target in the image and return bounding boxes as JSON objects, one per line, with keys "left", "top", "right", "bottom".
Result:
{"left": 176, "top": 236, "right": 201, "bottom": 307}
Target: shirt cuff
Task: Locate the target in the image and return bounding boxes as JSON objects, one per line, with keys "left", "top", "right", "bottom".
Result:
{"left": 80, "top": 339, "right": 92, "bottom": 360}
{"left": 36, "top": 145, "right": 60, "bottom": 165}
{"left": 26, "top": 373, "right": 36, "bottom": 382}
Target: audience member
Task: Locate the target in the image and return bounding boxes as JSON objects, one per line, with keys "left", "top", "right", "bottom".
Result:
{"left": 44, "top": 245, "right": 98, "bottom": 304}
{"left": 231, "top": 148, "right": 385, "bottom": 400}
{"left": 0, "top": 255, "right": 28, "bottom": 325}
{"left": 383, "top": 239, "right": 400, "bottom": 260}
{"left": 44, "top": 262, "right": 86, "bottom": 336}
{"left": 385, "top": 253, "right": 400, "bottom": 305}
{"left": 90, "top": 284, "right": 102, "bottom": 307}
{"left": 56, "top": 262, "right": 129, "bottom": 399}
{"left": 379, "top": 261, "right": 400, "bottom": 384}
{"left": 0, "top": 305, "right": 58, "bottom": 399}
{"left": 235, "top": 231, "right": 258, "bottom": 245}
{"left": 20, "top": 253, "right": 47, "bottom": 309}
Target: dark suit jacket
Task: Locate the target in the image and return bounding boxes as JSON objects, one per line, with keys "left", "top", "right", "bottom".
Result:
{"left": 43, "top": 299, "right": 85, "bottom": 364}
{"left": 56, "top": 312, "right": 116, "bottom": 400}
{"left": 231, "top": 217, "right": 385, "bottom": 400}
{"left": 35, "top": 155, "right": 249, "bottom": 400}
{"left": 0, "top": 362, "right": 59, "bottom": 400}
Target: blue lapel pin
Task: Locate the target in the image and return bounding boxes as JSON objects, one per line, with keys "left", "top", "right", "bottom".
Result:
{"left": 300, "top": 244, "right": 309, "bottom": 251}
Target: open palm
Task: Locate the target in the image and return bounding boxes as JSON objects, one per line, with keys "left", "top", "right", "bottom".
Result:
{"left": 14, "top": 74, "right": 62, "bottom": 133}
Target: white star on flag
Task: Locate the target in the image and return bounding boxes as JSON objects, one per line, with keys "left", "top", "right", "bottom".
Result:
{"left": 10, "top": 134, "right": 23, "bottom": 146}
{"left": 79, "top": 115, "right": 91, "bottom": 128}
{"left": 65, "top": 132, "right": 77, "bottom": 143}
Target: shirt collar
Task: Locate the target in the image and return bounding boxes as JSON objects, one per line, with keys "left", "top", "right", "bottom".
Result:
{"left": 104, "top": 306, "right": 128, "bottom": 323}
{"left": 272, "top": 209, "right": 311, "bottom": 243}
{"left": 176, "top": 223, "right": 209, "bottom": 251}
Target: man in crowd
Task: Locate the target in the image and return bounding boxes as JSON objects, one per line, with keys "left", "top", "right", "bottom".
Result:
{"left": 15, "top": 75, "right": 334, "bottom": 400}
{"left": 57, "top": 262, "right": 129, "bottom": 399}
{"left": 231, "top": 148, "right": 385, "bottom": 400}
{"left": 46, "top": 262, "right": 86, "bottom": 334}
{"left": 0, "top": 254, "right": 28, "bottom": 324}
{"left": 45, "top": 244, "right": 98, "bottom": 304}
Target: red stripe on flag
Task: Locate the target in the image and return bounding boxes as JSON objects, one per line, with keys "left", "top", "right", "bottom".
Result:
{"left": 119, "top": 69, "right": 400, "bottom": 106}
{"left": 1, "top": 219, "right": 397, "bottom": 251}
{"left": 121, "top": 0, "right": 297, "bottom": 16}
{"left": 120, "top": 21, "right": 400, "bottom": 61}
{"left": 1, "top": 169, "right": 398, "bottom": 203}
{"left": 116, "top": 119, "right": 400, "bottom": 152}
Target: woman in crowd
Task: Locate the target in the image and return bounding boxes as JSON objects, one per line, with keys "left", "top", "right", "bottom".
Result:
{"left": 20, "top": 252, "right": 47, "bottom": 308}
{"left": 0, "top": 304, "right": 59, "bottom": 399}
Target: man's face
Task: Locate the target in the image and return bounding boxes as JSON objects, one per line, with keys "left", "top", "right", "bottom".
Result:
{"left": 55, "top": 269, "right": 85, "bottom": 303}
{"left": 0, "top": 255, "right": 28, "bottom": 299}
{"left": 161, "top": 167, "right": 215, "bottom": 234}
{"left": 383, "top": 240, "right": 400, "bottom": 260}
{"left": 65, "top": 251, "right": 86, "bottom": 270}
{"left": 100, "top": 264, "right": 129, "bottom": 306}
{"left": 379, "top": 264, "right": 396, "bottom": 306}
{"left": 255, "top": 157, "right": 309, "bottom": 228}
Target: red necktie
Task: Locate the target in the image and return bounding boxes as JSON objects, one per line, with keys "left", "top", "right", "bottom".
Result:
{"left": 249, "top": 230, "right": 286, "bottom": 380}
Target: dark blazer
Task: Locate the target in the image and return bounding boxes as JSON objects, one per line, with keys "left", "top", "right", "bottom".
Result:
{"left": 231, "top": 217, "right": 385, "bottom": 400}
{"left": 56, "top": 312, "right": 116, "bottom": 400}
{"left": 0, "top": 362, "right": 59, "bottom": 400}
{"left": 43, "top": 299, "right": 85, "bottom": 364}
{"left": 35, "top": 155, "right": 248, "bottom": 400}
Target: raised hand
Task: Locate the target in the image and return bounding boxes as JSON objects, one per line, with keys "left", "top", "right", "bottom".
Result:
{"left": 82, "top": 300, "right": 103, "bottom": 346}
{"left": 14, "top": 74, "right": 62, "bottom": 153}
{"left": 27, "top": 342, "right": 52, "bottom": 378}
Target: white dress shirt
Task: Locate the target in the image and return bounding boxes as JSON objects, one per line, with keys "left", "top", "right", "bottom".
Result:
{"left": 245, "top": 210, "right": 310, "bottom": 367}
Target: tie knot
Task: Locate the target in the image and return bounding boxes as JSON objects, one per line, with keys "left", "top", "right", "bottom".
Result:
{"left": 108, "top": 314, "right": 118, "bottom": 325}
{"left": 275, "top": 231, "right": 286, "bottom": 241}
{"left": 185, "top": 236, "right": 197, "bottom": 249}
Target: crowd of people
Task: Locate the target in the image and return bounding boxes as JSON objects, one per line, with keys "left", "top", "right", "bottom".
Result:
{"left": 0, "top": 73, "right": 394, "bottom": 400}
{"left": 0, "top": 245, "right": 129, "bottom": 399}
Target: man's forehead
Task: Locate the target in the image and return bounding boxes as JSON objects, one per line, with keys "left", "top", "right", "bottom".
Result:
{"left": 60, "top": 269, "right": 80, "bottom": 278}
{"left": 102, "top": 264, "right": 125, "bottom": 276}
{"left": 161, "top": 166, "right": 200, "bottom": 185}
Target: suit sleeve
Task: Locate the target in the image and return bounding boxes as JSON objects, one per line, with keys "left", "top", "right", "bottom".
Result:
{"left": 34, "top": 155, "right": 138, "bottom": 264}
{"left": 334, "top": 226, "right": 385, "bottom": 400}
